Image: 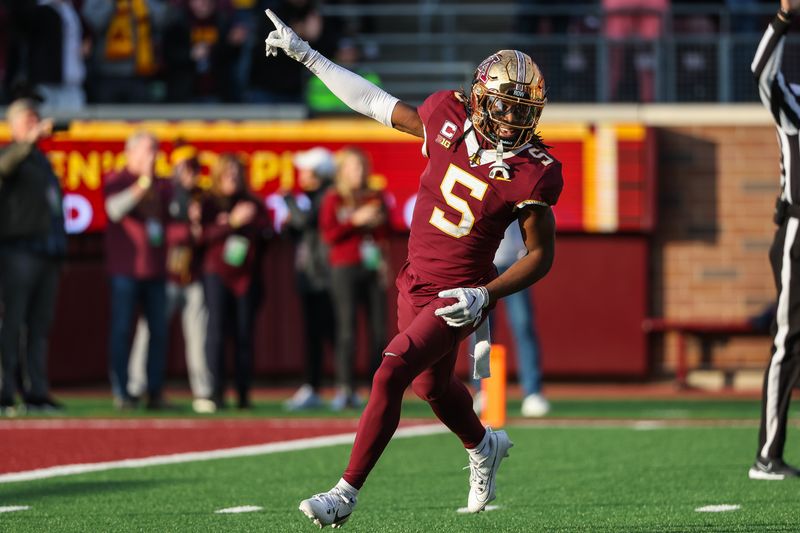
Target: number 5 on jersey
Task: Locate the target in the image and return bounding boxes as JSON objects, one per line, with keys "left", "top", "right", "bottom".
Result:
{"left": 429, "top": 164, "right": 488, "bottom": 238}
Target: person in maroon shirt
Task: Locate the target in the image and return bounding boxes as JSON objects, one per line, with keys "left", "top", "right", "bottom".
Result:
{"left": 103, "top": 130, "right": 171, "bottom": 410}
{"left": 126, "top": 145, "right": 215, "bottom": 414}
{"left": 194, "top": 153, "right": 270, "bottom": 410}
{"left": 319, "top": 146, "right": 389, "bottom": 411}
{"left": 266, "top": 12, "right": 562, "bottom": 528}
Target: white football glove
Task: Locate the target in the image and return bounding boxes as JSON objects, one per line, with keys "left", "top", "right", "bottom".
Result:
{"left": 434, "top": 287, "right": 489, "bottom": 328}
{"left": 264, "top": 9, "right": 312, "bottom": 63}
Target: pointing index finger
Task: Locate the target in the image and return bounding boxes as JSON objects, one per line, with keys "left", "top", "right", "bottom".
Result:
{"left": 265, "top": 9, "right": 285, "bottom": 30}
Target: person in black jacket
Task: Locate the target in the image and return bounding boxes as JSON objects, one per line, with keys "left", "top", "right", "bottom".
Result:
{"left": 5, "top": 0, "right": 89, "bottom": 111}
{"left": 283, "top": 147, "right": 337, "bottom": 410}
{"left": 0, "top": 98, "right": 66, "bottom": 415}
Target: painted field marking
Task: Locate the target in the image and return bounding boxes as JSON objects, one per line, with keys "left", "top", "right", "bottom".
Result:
{"left": 215, "top": 505, "right": 263, "bottom": 514}
{"left": 632, "top": 421, "right": 668, "bottom": 431}
{"left": 457, "top": 505, "right": 500, "bottom": 514}
{"left": 0, "top": 424, "right": 447, "bottom": 484}
{"left": 695, "top": 504, "right": 741, "bottom": 513}
{"left": 0, "top": 418, "right": 368, "bottom": 430}
{"left": 0, "top": 505, "right": 30, "bottom": 513}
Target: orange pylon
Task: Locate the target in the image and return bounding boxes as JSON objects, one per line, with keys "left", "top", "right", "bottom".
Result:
{"left": 480, "top": 344, "right": 506, "bottom": 428}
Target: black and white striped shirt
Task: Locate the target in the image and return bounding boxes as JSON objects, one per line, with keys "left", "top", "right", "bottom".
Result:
{"left": 752, "top": 15, "right": 800, "bottom": 205}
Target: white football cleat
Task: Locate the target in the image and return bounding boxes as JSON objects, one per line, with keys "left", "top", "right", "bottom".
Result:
{"left": 466, "top": 428, "right": 513, "bottom": 513}
{"left": 298, "top": 487, "right": 356, "bottom": 529}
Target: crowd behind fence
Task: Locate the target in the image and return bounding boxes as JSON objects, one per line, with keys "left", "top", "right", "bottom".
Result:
{"left": 1, "top": 1, "right": 798, "bottom": 112}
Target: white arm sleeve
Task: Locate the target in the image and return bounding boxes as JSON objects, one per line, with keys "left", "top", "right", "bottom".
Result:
{"left": 304, "top": 51, "right": 400, "bottom": 128}
{"left": 105, "top": 186, "right": 141, "bottom": 223}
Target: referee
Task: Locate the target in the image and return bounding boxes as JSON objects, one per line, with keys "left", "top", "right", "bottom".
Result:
{"left": 750, "top": 0, "right": 800, "bottom": 480}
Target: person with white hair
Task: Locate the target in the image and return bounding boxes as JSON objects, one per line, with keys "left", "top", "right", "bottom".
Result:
{"left": 126, "top": 145, "right": 214, "bottom": 414}
{"left": 283, "top": 147, "right": 338, "bottom": 410}
{"left": 103, "top": 130, "right": 170, "bottom": 410}
{"left": 0, "top": 98, "right": 66, "bottom": 415}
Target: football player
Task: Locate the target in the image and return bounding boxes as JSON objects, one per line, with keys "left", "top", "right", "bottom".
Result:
{"left": 263, "top": 9, "right": 563, "bottom": 528}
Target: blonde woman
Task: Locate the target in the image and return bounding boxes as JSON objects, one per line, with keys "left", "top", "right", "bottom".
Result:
{"left": 319, "top": 147, "right": 389, "bottom": 410}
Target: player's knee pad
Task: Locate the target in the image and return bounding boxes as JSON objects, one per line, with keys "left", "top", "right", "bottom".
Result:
{"left": 371, "top": 355, "right": 413, "bottom": 396}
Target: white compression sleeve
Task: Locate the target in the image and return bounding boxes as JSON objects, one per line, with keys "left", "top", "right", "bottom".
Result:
{"left": 304, "top": 51, "right": 400, "bottom": 128}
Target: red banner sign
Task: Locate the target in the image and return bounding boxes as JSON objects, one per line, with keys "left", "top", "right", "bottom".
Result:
{"left": 20, "top": 119, "right": 653, "bottom": 234}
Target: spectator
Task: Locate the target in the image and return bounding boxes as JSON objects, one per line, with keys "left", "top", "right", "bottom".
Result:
{"left": 82, "top": 0, "right": 168, "bottom": 103}
{"left": 162, "top": 0, "right": 245, "bottom": 102}
{"left": 319, "top": 146, "right": 388, "bottom": 411}
{"left": 196, "top": 153, "right": 270, "bottom": 410}
{"left": 603, "top": 0, "right": 669, "bottom": 102}
{"left": 0, "top": 98, "right": 66, "bottom": 415}
{"left": 246, "top": 0, "right": 339, "bottom": 103}
{"left": 283, "top": 147, "right": 337, "bottom": 411}
{"left": 127, "top": 145, "right": 216, "bottom": 414}
{"left": 5, "top": 0, "right": 89, "bottom": 112}
{"left": 103, "top": 130, "right": 170, "bottom": 410}
{"left": 515, "top": 0, "right": 588, "bottom": 101}
{"left": 474, "top": 224, "right": 550, "bottom": 417}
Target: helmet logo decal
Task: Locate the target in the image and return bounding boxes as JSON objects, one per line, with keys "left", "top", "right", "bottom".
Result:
{"left": 475, "top": 54, "right": 501, "bottom": 84}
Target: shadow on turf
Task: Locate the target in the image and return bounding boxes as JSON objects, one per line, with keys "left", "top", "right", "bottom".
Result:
{"left": 0, "top": 479, "right": 163, "bottom": 500}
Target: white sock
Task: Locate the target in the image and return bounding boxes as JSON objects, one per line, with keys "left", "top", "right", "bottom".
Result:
{"left": 335, "top": 478, "right": 359, "bottom": 500}
{"left": 467, "top": 428, "right": 492, "bottom": 460}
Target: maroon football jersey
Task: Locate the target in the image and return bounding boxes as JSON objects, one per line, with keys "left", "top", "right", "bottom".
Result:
{"left": 407, "top": 90, "right": 563, "bottom": 288}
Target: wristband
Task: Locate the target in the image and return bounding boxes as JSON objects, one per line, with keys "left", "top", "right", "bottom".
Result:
{"left": 137, "top": 175, "right": 152, "bottom": 190}
{"left": 478, "top": 286, "right": 490, "bottom": 308}
{"left": 778, "top": 8, "right": 793, "bottom": 21}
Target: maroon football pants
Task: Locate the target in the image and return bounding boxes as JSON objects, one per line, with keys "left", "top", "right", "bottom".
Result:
{"left": 342, "top": 267, "right": 486, "bottom": 489}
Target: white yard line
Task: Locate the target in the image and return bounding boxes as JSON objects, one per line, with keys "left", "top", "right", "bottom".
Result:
{"left": 0, "top": 424, "right": 447, "bottom": 484}
{"left": 695, "top": 504, "right": 741, "bottom": 513}
{"left": 0, "top": 505, "right": 31, "bottom": 513}
{"left": 215, "top": 506, "right": 263, "bottom": 514}
{"left": 456, "top": 505, "right": 500, "bottom": 514}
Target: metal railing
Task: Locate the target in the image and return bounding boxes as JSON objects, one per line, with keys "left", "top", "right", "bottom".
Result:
{"left": 320, "top": 2, "right": 799, "bottom": 104}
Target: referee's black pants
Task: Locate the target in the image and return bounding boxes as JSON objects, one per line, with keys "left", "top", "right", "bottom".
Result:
{"left": 757, "top": 216, "right": 800, "bottom": 460}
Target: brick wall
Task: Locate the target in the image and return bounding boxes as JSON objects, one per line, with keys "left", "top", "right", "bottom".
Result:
{"left": 653, "top": 125, "right": 780, "bottom": 373}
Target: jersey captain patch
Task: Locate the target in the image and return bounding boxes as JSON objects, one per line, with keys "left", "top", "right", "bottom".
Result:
{"left": 435, "top": 120, "right": 458, "bottom": 149}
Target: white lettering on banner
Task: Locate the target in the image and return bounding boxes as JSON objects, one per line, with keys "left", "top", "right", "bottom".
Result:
{"left": 63, "top": 194, "right": 93, "bottom": 234}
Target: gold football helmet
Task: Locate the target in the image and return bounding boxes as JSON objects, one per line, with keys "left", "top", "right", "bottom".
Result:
{"left": 469, "top": 50, "right": 546, "bottom": 150}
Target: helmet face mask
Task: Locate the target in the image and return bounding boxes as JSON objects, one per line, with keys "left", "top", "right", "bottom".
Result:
{"left": 469, "top": 50, "right": 546, "bottom": 150}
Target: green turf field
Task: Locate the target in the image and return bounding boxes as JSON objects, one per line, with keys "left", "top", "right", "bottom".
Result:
{"left": 3, "top": 396, "right": 799, "bottom": 532}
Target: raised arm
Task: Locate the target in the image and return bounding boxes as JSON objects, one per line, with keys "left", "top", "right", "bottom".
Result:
{"left": 752, "top": 1, "right": 800, "bottom": 129}
{"left": 264, "top": 9, "right": 423, "bottom": 138}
